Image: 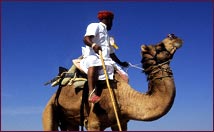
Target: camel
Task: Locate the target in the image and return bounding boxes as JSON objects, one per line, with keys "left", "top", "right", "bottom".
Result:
{"left": 42, "top": 34, "right": 183, "bottom": 131}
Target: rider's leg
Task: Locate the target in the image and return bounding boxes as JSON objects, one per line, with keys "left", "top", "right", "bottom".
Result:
{"left": 88, "top": 66, "right": 100, "bottom": 103}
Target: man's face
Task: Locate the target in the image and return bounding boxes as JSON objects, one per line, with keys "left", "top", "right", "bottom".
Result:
{"left": 105, "top": 18, "right": 113, "bottom": 31}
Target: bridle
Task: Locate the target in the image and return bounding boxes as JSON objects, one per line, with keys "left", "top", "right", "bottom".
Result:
{"left": 142, "top": 34, "right": 177, "bottom": 81}
{"left": 128, "top": 34, "right": 179, "bottom": 82}
{"left": 127, "top": 59, "right": 173, "bottom": 82}
{"left": 145, "top": 59, "right": 173, "bottom": 82}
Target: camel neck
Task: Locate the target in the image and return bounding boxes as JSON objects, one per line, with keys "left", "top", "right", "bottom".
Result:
{"left": 119, "top": 64, "right": 176, "bottom": 121}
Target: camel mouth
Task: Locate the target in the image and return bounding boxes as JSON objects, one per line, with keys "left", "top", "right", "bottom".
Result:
{"left": 167, "top": 34, "right": 183, "bottom": 49}
{"left": 173, "top": 42, "right": 183, "bottom": 49}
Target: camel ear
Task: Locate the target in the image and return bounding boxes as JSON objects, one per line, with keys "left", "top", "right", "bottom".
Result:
{"left": 141, "top": 45, "right": 147, "bottom": 52}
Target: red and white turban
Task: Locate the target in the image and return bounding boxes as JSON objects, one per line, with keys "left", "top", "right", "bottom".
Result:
{"left": 97, "top": 11, "right": 114, "bottom": 20}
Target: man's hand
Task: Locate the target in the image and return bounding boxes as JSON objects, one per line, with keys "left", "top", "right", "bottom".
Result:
{"left": 93, "top": 45, "right": 102, "bottom": 54}
{"left": 120, "top": 61, "right": 129, "bottom": 67}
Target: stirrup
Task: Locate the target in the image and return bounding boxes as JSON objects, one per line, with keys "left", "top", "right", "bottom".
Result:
{"left": 88, "top": 89, "right": 96, "bottom": 98}
{"left": 88, "top": 89, "right": 100, "bottom": 103}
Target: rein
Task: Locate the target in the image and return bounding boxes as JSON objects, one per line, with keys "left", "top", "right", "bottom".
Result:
{"left": 127, "top": 62, "right": 144, "bottom": 71}
{"left": 127, "top": 60, "right": 170, "bottom": 72}
{"left": 127, "top": 60, "right": 172, "bottom": 82}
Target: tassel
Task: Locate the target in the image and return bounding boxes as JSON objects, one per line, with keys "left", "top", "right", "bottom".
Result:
{"left": 110, "top": 37, "right": 119, "bottom": 49}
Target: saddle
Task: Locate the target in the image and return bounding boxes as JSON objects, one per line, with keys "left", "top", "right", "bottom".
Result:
{"left": 44, "top": 57, "right": 129, "bottom": 89}
{"left": 44, "top": 58, "right": 87, "bottom": 89}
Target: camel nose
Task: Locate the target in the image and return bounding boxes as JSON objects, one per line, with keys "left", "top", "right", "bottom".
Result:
{"left": 141, "top": 45, "right": 147, "bottom": 52}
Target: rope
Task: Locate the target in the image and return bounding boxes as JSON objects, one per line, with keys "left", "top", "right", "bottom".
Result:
{"left": 126, "top": 60, "right": 171, "bottom": 73}
{"left": 124, "top": 62, "right": 144, "bottom": 72}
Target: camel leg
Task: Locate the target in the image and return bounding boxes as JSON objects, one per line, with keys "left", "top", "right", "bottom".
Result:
{"left": 42, "top": 96, "right": 58, "bottom": 130}
{"left": 111, "top": 121, "right": 128, "bottom": 131}
{"left": 66, "top": 123, "right": 79, "bottom": 131}
{"left": 87, "top": 104, "right": 101, "bottom": 131}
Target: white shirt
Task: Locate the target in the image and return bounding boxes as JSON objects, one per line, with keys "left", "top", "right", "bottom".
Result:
{"left": 80, "top": 22, "right": 127, "bottom": 80}
{"left": 82, "top": 22, "right": 115, "bottom": 59}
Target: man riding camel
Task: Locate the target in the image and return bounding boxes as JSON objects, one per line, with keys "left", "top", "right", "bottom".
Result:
{"left": 80, "top": 10, "right": 129, "bottom": 103}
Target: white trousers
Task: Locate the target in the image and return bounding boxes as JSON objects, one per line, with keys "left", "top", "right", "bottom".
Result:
{"left": 79, "top": 55, "right": 128, "bottom": 81}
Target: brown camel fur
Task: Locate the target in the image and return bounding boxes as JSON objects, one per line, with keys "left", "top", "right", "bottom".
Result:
{"left": 42, "top": 34, "right": 183, "bottom": 131}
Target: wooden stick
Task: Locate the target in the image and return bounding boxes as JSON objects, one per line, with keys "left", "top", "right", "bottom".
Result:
{"left": 99, "top": 50, "right": 122, "bottom": 131}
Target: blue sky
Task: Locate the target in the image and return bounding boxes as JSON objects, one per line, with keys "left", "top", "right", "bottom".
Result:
{"left": 1, "top": 1, "right": 213, "bottom": 131}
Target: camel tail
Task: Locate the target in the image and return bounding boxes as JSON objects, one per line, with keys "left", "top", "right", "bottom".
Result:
{"left": 42, "top": 84, "right": 63, "bottom": 131}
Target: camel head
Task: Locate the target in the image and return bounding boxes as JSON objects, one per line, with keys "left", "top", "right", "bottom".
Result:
{"left": 141, "top": 34, "right": 183, "bottom": 74}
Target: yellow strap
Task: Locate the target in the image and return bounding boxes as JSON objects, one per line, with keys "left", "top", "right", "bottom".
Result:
{"left": 112, "top": 43, "right": 119, "bottom": 49}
